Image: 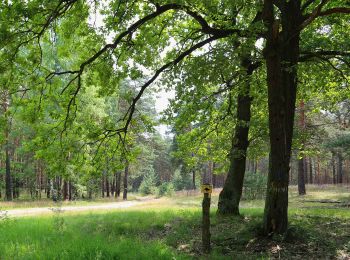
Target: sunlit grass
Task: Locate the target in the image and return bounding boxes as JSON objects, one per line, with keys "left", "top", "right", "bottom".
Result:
{"left": 0, "top": 193, "right": 140, "bottom": 210}
{"left": 0, "top": 185, "right": 349, "bottom": 259}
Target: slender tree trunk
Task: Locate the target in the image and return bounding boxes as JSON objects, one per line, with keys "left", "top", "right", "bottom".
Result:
{"left": 106, "top": 177, "right": 110, "bottom": 197}
{"left": 297, "top": 101, "right": 306, "bottom": 195}
{"left": 218, "top": 58, "right": 255, "bottom": 215}
{"left": 69, "top": 181, "right": 72, "bottom": 200}
{"left": 116, "top": 172, "right": 121, "bottom": 197}
{"left": 262, "top": 0, "right": 301, "bottom": 234}
{"left": 111, "top": 176, "right": 115, "bottom": 197}
{"left": 304, "top": 158, "right": 308, "bottom": 184}
{"left": 192, "top": 170, "right": 196, "bottom": 190}
{"left": 332, "top": 153, "right": 337, "bottom": 184}
{"left": 309, "top": 157, "right": 313, "bottom": 184}
{"left": 298, "top": 158, "right": 306, "bottom": 195}
{"left": 5, "top": 138, "right": 12, "bottom": 201}
{"left": 47, "top": 179, "right": 51, "bottom": 198}
{"left": 123, "top": 163, "right": 129, "bottom": 200}
{"left": 101, "top": 175, "right": 105, "bottom": 198}
{"left": 338, "top": 154, "right": 343, "bottom": 184}
{"left": 63, "top": 180, "right": 68, "bottom": 200}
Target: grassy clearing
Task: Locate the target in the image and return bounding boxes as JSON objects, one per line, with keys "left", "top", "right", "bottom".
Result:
{"left": 0, "top": 185, "right": 349, "bottom": 259}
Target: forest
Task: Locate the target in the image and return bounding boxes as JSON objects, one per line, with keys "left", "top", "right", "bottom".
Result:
{"left": 0, "top": 0, "right": 349, "bottom": 259}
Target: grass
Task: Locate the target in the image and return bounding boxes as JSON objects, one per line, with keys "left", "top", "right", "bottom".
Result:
{"left": 0, "top": 185, "right": 349, "bottom": 259}
{"left": 0, "top": 193, "right": 140, "bottom": 210}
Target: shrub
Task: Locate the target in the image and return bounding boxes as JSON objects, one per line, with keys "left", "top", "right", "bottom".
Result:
{"left": 172, "top": 169, "right": 193, "bottom": 191}
{"left": 139, "top": 172, "right": 158, "bottom": 195}
{"left": 157, "top": 182, "right": 175, "bottom": 197}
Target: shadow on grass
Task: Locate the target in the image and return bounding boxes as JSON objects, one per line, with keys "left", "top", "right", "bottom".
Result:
{"left": 0, "top": 208, "right": 349, "bottom": 259}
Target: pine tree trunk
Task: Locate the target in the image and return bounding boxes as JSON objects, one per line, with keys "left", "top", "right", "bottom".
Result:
{"left": 297, "top": 101, "right": 306, "bottom": 195}
{"left": 123, "top": 163, "right": 129, "bottom": 200}
{"left": 304, "top": 158, "right": 308, "bottom": 184}
{"left": 298, "top": 158, "right": 306, "bottom": 195}
{"left": 332, "top": 153, "right": 337, "bottom": 184}
{"left": 338, "top": 154, "right": 343, "bottom": 184}
{"left": 106, "top": 177, "right": 110, "bottom": 197}
{"left": 262, "top": 0, "right": 301, "bottom": 234}
{"left": 5, "top": 139, "right": 12, "bottom": 201}
{"left": 309, "top": 157, "right": 313, "bottom": 184}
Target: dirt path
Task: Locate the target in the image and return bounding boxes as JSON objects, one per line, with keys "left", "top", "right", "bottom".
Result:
{"left": 3, "top": 199, "right": 155, "bottom": 217}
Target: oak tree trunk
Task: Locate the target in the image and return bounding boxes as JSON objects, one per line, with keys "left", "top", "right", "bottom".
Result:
{"left": 218, "top": 59, "right": 255, "bottom": 215}
{"left": 262, "top": 0, "right": 301, "bottom": 234}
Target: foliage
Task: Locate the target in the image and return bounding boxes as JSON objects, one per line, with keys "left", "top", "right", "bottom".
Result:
{"left": 242, "top": 173, "right": 267, "bottom": 200}
{"left": 172, "top": 169, "right": 193, "bottom": 191}
{"left": 157, "top": 182, "right": 175, "bottom": 197}
{"left": 138, "top": 170, "right": 158, "bottom": 195}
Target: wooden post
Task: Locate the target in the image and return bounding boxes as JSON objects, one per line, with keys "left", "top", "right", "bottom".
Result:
{"left": 201, "top": 184, "right": 212, "bottom": 254}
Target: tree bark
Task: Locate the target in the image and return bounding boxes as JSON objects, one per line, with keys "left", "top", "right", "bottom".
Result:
{"left": 309, "top": 157, "right": 313, "bottom": 184}
{"left": 298, "top": 158, "right": 306, "bottom": 195}
{"left": 5, "top": 140, "right": 12, "bottom": 201}
{"left": 192, "top": 170, "right": 196, "bottom": 190}
{"left": 63, "top": 180, "right": 68, "bottom": 200}
{"left": 123, "top": 163, "right": 129, "bottom": 200}
{"left": 116, "top": 172, "right": 121, "bottom": 197}
{"left": 106, "top": 177, "right": 110, "bottom": 197}
{"left": 338, "top": 153, "right": 343, "bottom": 184}
{"left": 69, "top": 181, "right": 72, "bottom": 200}
{"left": 262, "top": 0, "right": 301, "bottom": 234}
{"left": 218, "top": 59, "right": 255, "bottom": 215}
{"left": 101, "top": 175, "right": 105, "bottom": 198}
{"left": 304, "top": 157, "right": 308, "bottom": 184}
{"left": 297, "top": 101, "right": 306, "bottom": 195}
{"left": 332, "top": 153, "right": 337, "bottom": 184}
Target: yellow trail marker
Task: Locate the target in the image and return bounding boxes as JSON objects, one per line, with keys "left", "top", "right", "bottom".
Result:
{"left": 201, "top": 184, "right": 213, "bottom": 194}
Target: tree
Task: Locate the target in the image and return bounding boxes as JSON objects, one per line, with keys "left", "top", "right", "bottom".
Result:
{"left": 2, "top": 0, "right": 349, "bottom": 235}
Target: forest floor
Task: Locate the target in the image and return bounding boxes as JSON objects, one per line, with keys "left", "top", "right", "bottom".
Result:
{"left": 0, "top": 185, "right": 349, "bottom": 259}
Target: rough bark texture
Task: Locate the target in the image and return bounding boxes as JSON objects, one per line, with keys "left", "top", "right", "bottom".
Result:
{"left": 202, "top": 193, "right": 211, "bottom": 253}
{"left": 123, "top": 164, "right": 129, "bottom": 200}
{"left": 298, "top": 158, "right": 306, "bottom": 195}
{"left": 217, "top": 59, "right": 254, "bottom": 215}
{"left": 263, "top": 0, "right": 301, "bottom": 234}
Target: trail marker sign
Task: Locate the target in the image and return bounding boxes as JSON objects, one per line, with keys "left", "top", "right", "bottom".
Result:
{"left": 201, "top": 184, "right": 213, "bottom": 194}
